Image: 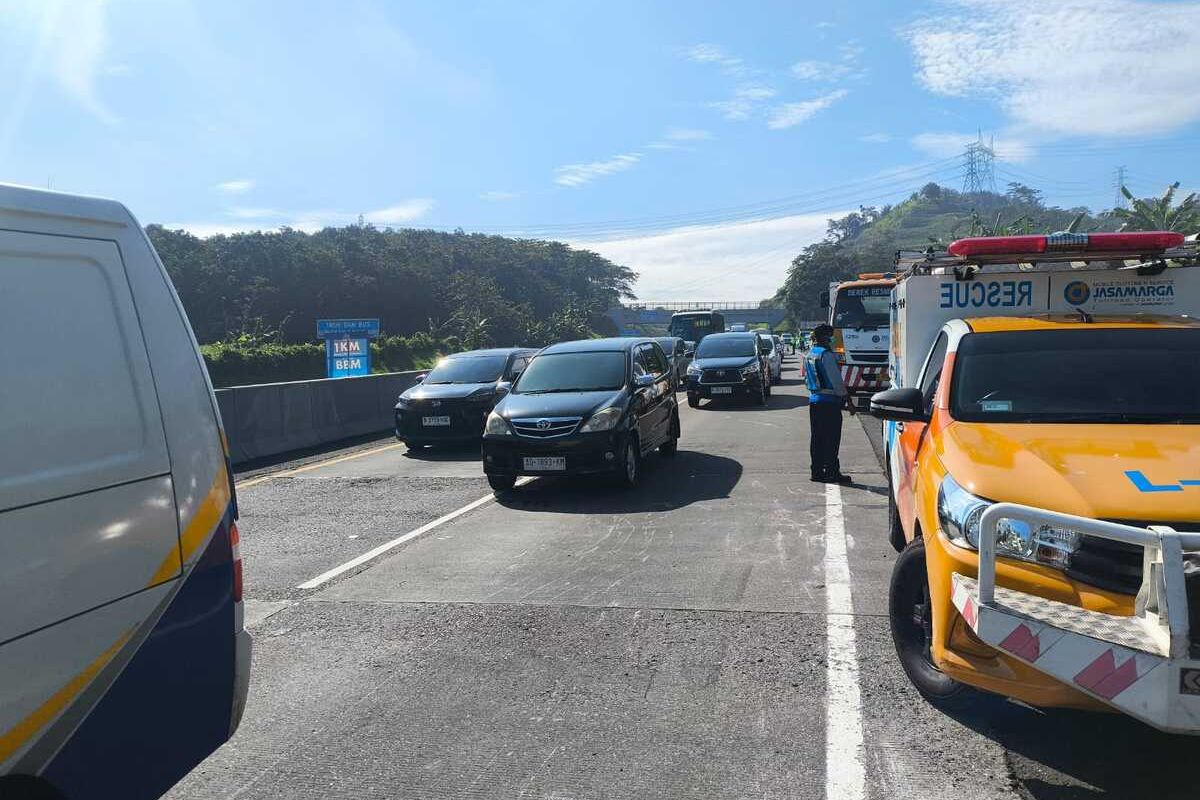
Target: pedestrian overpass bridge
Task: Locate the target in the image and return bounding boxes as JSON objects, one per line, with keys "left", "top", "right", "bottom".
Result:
{"left": 605, "top": 301, "right": 817, "bottom": 335}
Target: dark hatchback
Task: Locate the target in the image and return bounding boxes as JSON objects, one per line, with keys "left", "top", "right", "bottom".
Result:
{"left": 395, "top": 348, "right": 537, "bottom": 446}
{"left": 684, "top": 332, "right": 770, "bottom": 407}
{"left": 481, "top": 338, "right": 679, "bottom": 491}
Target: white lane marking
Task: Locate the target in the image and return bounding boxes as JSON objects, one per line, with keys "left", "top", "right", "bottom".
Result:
{"left": 825, "top": 482, "right": 867, "bottom": 800}
{"left": 296, "top": 478, "right": 531, "bottom": 589}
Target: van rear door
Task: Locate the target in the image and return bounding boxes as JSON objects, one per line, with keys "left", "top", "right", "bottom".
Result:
{"left": 0, "top": 230, "right": 178, "bottom": 646}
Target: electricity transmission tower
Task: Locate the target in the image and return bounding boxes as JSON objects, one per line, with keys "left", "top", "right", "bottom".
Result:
{"left": 1114, "top": 165, "right": 1128, "bottom": 209}
{"left": 962, "top": 134, "right": 996, "bottom": 194}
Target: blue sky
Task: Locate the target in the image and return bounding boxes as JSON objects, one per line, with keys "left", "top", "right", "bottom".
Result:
{"left": 2, "top": 0, "right": 1199, "bottom": 299}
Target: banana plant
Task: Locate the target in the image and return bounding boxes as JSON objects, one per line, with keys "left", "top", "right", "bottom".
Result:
{"left": 1113, "top": 182, "right": 1200, "bottom": 233}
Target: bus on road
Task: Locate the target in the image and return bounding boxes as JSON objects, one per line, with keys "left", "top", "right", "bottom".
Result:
{"left": 668, "top": 310, "right": 725, "bottom": 345}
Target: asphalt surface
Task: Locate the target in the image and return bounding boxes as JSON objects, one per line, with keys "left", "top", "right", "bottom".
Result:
{"left": 166, "top": 353, "right": 1198, "bottom": 800}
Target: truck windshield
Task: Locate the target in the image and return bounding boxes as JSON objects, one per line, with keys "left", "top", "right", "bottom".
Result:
{"left": 833, "top": 287, "right": 890, "bottom": 328}
{"left": 951, "top": 328, "right": 1200, "bottom": 423}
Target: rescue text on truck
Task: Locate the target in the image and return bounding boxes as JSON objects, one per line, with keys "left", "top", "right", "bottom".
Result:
{"left": 872, "top": 230, "right": 1200, "bottom": 734}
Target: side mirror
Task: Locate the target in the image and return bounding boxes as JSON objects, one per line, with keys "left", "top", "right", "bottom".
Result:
{"left": 634, "top": 374, "right": 655, "bottom": 389}
{"left": 819, "top": 290, "right": 830, "bottom": 309}
{"left": 496, "top": 380, "right": 512, "bottom": 396}
{"left": 869, "top": 387, "right": 927, "bottom": 423}
{"left": 415, "top": 373, "right": 426, "bottom": 383}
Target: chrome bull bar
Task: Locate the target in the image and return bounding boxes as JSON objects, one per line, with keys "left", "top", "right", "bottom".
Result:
{"left": 952, "top": 503, "right": 1200, "bottom": 733}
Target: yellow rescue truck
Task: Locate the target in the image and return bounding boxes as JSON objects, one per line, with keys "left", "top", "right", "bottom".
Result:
{"left": 872, "top": 232, "right": 1200, "bottom": 732}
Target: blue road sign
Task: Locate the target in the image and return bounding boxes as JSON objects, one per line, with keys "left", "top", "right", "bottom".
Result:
{"left": 317, "top": 318, "right": 381, "bottom": 339}
{"left": 326, "top": 337, "right": 371, "bottom": 378}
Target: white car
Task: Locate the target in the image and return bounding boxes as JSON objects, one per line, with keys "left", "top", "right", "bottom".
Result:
{"left": 756, "top": 332, "right": 782, "bottom": 385}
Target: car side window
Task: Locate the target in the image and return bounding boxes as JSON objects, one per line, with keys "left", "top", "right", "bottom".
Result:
{"left": 919, "top": 333, "right": 949, "bottom": 413}
{"left": 633, "top": 348, "right": 649, "bottom": 377}
{"left": 509, "top": 356, "right": 529, "bottom": 378}
{"left": 642, "top": 344, "right": 667, "bottom": 377}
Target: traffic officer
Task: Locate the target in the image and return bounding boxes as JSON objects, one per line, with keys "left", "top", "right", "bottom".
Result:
{"left": 804, "top": 323, "right": 854, "bottom": 483}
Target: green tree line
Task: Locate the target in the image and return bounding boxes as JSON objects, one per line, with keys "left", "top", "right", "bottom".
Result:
{"left": 148, "top": 223, "right": 637, "bottom": 348}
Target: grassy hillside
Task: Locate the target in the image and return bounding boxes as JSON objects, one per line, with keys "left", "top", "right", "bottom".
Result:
{"left": 773, "top": 183, "right": 1112, "bottom": 320}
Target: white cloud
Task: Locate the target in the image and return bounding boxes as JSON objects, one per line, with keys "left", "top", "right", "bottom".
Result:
{"left": 646, "top": 128, "right": 714, "bottom": 151}
{"left": 767, "top": 89, "right": 848, "bottom": 130}
{"left": 708, "top": 83, "right": 779, "bottom": 121}
{"left": 162, "top": 222, "right": 266, "bottom": 238}
{"left": 479, "top": 190, "right": 520, "bottom": 202}
{"left": 911, "top": 131, "right": 1035, "bottom": 163}
{"left": 554, "top": 153, "right": 641, "bottom": 187}
{"left": 216, "top": 179, "right": 255, "bottom": 195}
{"left": 574, "top": 213, "right": 840, "bottom": 300}
{"left": 860, "top": 132, "right": 892, "bottom": 143}
{"left": 363, "top": 198, "right": 435, "bottom": 224}
{"left": 906, "top": 0, "right": 1200, "bottom": 137}
{"left": 791, "top": 60, "right": 853, "bottom": 81}
{"left": 682, "top": 43, "right": 746, "bottom": 75}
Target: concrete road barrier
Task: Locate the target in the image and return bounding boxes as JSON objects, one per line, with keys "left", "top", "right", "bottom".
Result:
{"left": 215, "top": 371, "right": 424, "bottom": 464}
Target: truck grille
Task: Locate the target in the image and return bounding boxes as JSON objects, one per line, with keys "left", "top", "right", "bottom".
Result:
{"left": 510, "top": 417, "right": 581, "bottom": 438}
{"left": 847, "top": 350, "right": 888, "bottom": 363}
{"left": 1066, "top": 520, "right": 1200, "bottom": 595}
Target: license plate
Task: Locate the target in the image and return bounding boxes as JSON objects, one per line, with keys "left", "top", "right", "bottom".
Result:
{"left": 523, "top": 456, "right": 566, "bottom": 471}
{"left": 710, "top": 386, "right": 733, "bottom": 394}
{"left": 422, "top": 415, "right": 451, "bottom": 426}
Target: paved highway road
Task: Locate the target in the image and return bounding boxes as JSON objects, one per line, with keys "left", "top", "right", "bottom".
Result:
{"left": 167, "top": 354, "right": 1196, "bottom": 800}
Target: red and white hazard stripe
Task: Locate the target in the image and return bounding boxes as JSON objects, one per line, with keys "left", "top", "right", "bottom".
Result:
{"left": 840, "top": 364, "right": 888, "bottom": 392}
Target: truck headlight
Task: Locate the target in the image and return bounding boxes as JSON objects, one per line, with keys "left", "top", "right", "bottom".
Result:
{"left": 580, "top": 406, "right": 622, "bottom": 433}
{"left": 937, "top": 473, "right": 1081, "bottom": 569}
{"left": 484, "top": 412, "right": 512, "bottom": 436}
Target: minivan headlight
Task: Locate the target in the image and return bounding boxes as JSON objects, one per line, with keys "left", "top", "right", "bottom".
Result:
{"left": 484, "top": 412, "right": 512, "bottom": 436}
{"left": 936, "top": 473, "right": 1081, "bottom": 570}
{"left": 580, "top": 406, "right": 622, "bottom": 433}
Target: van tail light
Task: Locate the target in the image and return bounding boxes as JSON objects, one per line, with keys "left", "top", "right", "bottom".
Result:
{"left": 230, "top": 521, "right": 244, "bottom": 603}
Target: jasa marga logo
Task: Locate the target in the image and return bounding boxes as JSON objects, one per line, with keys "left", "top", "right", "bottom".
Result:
{"left": 1063, "top": 281, "right": 1091, "bottom": 305}
{"left": 1084, "top": 278, "right": 1176, "bottom": 307}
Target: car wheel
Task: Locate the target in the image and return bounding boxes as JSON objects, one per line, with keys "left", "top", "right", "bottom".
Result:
{"left": 616, "top": 438, "right": 640, "bottom": 488}
{"left": 888, "top": 489, "right": 906, "bottom": 553}
{"left": 487, "top": 474, "right": 516, "bottom": 493}
{"left": 659, "top": 412, "right": 679, "bottom": 456}
{"left": 890, "top": 538, "right": 971, "bottom": 705}
{"left": 687, "top": 394, "right": 700, "bottom": 408}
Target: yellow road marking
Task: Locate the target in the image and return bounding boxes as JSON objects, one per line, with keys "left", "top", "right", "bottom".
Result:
{"left": 237, "top": 442, "right": 406, "bottom": 488}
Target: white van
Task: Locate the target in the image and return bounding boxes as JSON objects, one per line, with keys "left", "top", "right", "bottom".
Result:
{"left": 0, "top": 185, "right": 250, "bottom": 799}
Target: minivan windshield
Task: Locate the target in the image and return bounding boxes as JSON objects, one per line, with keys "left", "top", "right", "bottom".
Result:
{"left": 423, "top": 355, "right": 508, "bottom": 384}
{"left": 952, "top": 328, "right": 1200, "bottom": 423}
{"left": 696, "top": 336, "right": 756, "bottom": 359}
{"left": 515, "top": 351, "right": 627, "bottom": 394}
{"left": 833, "top": 286, "right": 891, "bottom": 328}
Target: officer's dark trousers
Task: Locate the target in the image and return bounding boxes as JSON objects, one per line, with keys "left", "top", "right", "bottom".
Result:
{"left": 809, "top": 400, "right": 843, "bottom": 477}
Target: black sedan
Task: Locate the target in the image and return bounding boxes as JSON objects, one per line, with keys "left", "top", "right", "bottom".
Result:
{"left": 481, "top": 338, "right": 679, "bottom": 492}
{"left": 684, "top": 332, "right": 770, "bottom": 407}
{"left": 395, "top": 348, "right": 537, "bottom": 446}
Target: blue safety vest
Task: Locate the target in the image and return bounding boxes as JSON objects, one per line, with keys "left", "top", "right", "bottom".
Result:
{"left": 805, "top": 344, "right": 839, "bottom": 404}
